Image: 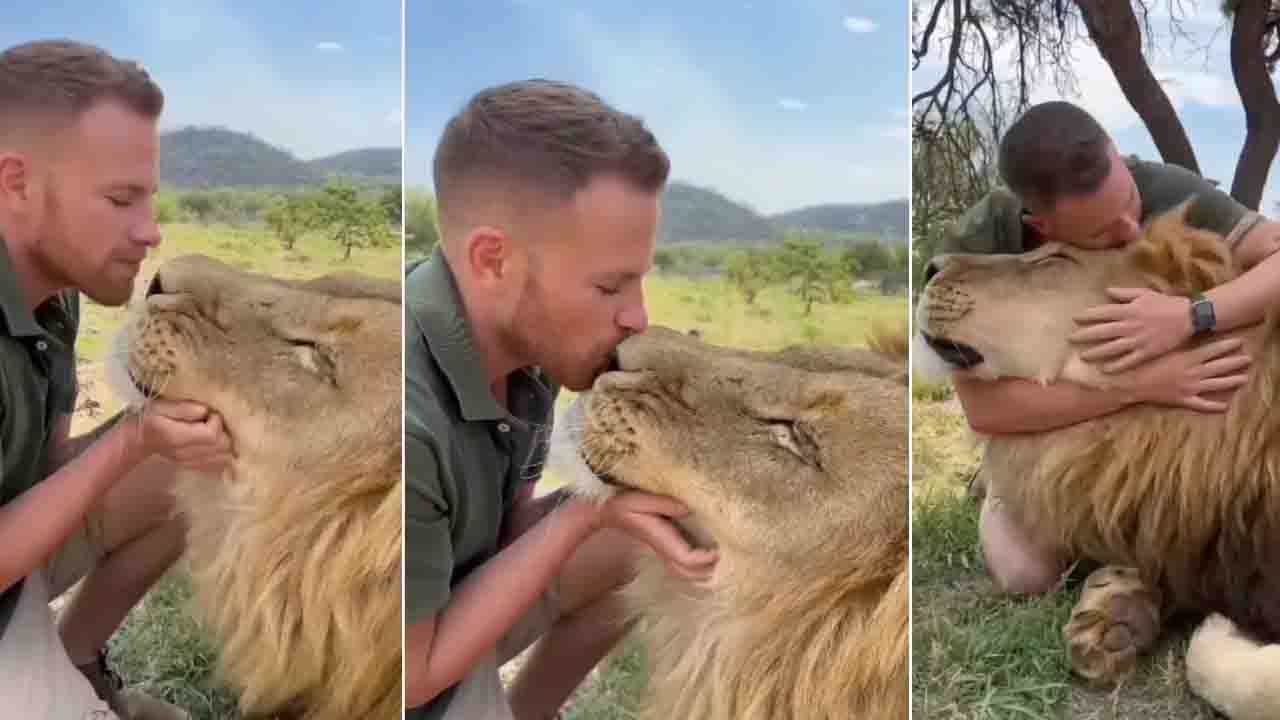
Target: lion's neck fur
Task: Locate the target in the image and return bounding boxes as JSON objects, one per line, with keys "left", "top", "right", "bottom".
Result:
{"left": 627, "top": 544, "right": 908, "bottom": 720}
{"left": 174, "top": 447, "right": 403, "bottom": 720}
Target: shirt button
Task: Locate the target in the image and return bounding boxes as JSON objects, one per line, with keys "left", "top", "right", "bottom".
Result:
{"left": 497, "top": 422, "right": 511, "bottom": 433}
{"left": 35, "top": 340, "right": 48, "bottom": 351}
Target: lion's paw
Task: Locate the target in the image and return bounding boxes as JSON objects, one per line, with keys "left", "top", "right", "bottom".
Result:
{"left": 1063, "top": 565, "right": 1163, "bottom": 686}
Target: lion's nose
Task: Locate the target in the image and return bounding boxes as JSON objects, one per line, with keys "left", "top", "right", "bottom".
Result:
{"left": 147, "top": 274, "right": 165, "bottom": 297}
{"left": 924, "top": 260, "right": 942, "bottom": 285}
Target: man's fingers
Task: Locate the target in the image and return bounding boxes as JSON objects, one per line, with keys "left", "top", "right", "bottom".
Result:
{"left": 1078, "top": 336, "right": 1137, "bottom": 362}
{"left": 1183, "top": 396, "right": 1229, "bottom": 413}
{"left": 1073, "top": 305, "right": 1129, "bottom": 325}
{"left": 619, "top": 513, "right": 716, "bottom": 580}
{"left": 1199, "top": 354, "right": 1252, "bottom": 378}
{"left": 1193, "top": 337, "right": 1246, "bottom": 362}
{"left": 146, "top": 399, "right": 210, "bottom": 422}
{"left": 1102, "top": 349, "right": 1147, "bottom": 374}
{"left": 613, "top": 492, "right": 691, "bottom": 519}
{"left": 1106, "top": 287, "right": 1145, "bottom": 302}
{"left": 1196, "top": 374, "right": 1249, "bottom": 394}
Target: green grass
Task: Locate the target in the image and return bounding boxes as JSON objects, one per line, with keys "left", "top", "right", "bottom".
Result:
{"left": 71, "top": 222, "right": 400, "bottom": 719}
{"left": 911, "top": 397, "right": 1222, "bottom": 720}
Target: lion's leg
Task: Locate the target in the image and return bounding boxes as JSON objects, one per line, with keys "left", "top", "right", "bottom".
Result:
{"left": 1063, "top": 566, "right": 1164, "bottom": 686}
{"left": 506, "top": 527, "right": 639, "bottom": 720}
{"left": 979, "top": 494, "right": 1071, "bottom": 595}
{"left": 1186, "top": 613, "right": 1280, "bottom": 720}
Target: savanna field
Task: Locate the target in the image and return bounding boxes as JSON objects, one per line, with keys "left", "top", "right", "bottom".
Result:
{"left": 80, "top": 228, "right": 905, "bottom": 719}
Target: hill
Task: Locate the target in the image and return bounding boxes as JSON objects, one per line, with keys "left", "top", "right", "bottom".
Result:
{"left": 771, "top": 200, "right": 908, "bottom": 243}
{"left": 307, "top": 147, "right": 400, "bottom": 182}
{"left": 159, "top": 127, "right": 399, "bottom": 188}
{"left": 659, "top": 182, "right": 908, "bottom": 245}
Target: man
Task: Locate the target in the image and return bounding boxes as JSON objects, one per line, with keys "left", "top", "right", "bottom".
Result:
{"left": 405, "top": 80, "right": 718, "bottom": 719}
{"left": 930, "top": 101, "right": 1280, "bottom": 595}
{"left": 0, "top": 40, "right": 233, "bottom": 719}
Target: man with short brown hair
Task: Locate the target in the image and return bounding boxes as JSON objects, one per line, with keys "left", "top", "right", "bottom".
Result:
{"left": 405, "top": 79, "right": 716, "bottom": 719}
{"left": 0, "top": 39, "right": 233, "bottom": 720}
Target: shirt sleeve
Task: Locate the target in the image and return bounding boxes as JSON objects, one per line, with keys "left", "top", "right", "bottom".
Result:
{"left": 1137, "top": 161, "right": 1250, "bottom": 239}
{"left": 405, "top": 428, "right": 454, "bottom": 625}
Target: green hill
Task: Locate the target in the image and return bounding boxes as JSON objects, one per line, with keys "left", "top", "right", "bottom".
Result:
{"left": 159, "top": 127, "right": 400, "bottom": 188}
{"left": 659, "top": 182, "right": 907, "bottom": 245}
{"left": 771, "top": 200, "right": 908, "bottom": 243}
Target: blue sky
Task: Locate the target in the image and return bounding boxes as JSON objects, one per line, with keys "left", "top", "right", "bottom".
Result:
{"left": 405, "top": 1, "right": 909, "bottom": 214}
{"left": 914, "top": 4, "right": 1280, "bottom": 215}
{"left": 1, "top": 0, "right": 401, "bottom": 159}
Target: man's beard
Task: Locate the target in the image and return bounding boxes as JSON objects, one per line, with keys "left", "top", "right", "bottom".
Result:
{"left": 505, "top": 274, "right": 605, "bottom": 392}
{"left": 33, "top": 180, "right": 133, "bottom": 307}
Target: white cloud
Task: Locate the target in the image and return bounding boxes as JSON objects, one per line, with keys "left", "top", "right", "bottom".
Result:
{"left": 843, "top": 16, "right": 877, "bottom": 33}
{"left": 385, "top": 108, "right": 402, "bottom": 126}
{"left": 778, "top": 98, "right": 808, "bottom": 111}
{"left": 315, "top": 41, "right": 344, "bottom": 52}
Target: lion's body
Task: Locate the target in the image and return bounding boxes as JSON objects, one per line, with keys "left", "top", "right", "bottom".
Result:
{"left": 552, "top": 326, "right": 908, "bottom": 720}
{"left": 114, "top": 256, "right": 402, "bottom": 719}
{"left": 917, "top": 204, "right": 1280, "bottom": 717}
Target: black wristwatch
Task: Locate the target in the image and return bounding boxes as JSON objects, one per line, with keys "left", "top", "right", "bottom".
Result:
{"left": 1189, "top": 293, "right": 1216, "bottom": 336}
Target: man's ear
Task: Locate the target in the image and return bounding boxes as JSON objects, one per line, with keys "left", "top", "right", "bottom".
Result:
{"left": 462, "top": 226, "right": 511, "bottom": 288}
{"left": 0, "top": 151, "right": 33, "bottom": 212}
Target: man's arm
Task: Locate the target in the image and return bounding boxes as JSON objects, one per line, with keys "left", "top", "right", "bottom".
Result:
{"left": 1206, "top": 220, "right": 1280, "bottom": 332}
{"left": 0, "top": 402, "right": 231, "bottom": 594}
{"left": 955, "top": 336, "right": 1251, "bottom": 434}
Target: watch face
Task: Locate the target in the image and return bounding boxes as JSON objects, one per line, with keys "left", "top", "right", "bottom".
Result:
{"left": 1192, "top": 298, "right": 1215, "bottom": 333}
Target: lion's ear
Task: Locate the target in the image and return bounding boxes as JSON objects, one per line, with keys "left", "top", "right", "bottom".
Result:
{"left": 1124, "top": 200, "right": 1235, "bottom": 295}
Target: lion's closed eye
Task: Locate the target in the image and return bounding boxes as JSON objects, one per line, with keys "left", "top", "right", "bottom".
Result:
{"left": 288, "top": 338, "right": 337, "bottom": 381}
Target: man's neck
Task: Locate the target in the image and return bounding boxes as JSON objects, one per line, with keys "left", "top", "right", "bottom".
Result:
{"left": 0, "top": 217, "right": 60, "bottom": 309}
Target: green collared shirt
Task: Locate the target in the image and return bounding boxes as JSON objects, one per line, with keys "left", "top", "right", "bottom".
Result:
{"left": 0, "top": 233, "right": 80, "bottom": 637}
{"left": 936, "top": 158, "right": 1255, "bottom": 257}
{"left": 404, "top": 250, "right": 558, "bottom": 719}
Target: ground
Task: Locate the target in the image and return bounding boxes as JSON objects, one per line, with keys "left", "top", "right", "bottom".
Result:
{"left": 910, "top": 386, "right": 1223, "bottom": 719}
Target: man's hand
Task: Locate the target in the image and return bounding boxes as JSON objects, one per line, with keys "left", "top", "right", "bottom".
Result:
{"left": 1118, "top": 337, "right": 1250, "bottom": 412}
{"left": 572, "top": 491, "right": 718, "bottom": 581}
{"left": 126, "top": 399, "right": 235, "bottom": 472}
{"left": 1070, "top": 288, "right": 1193, "bottom": 373}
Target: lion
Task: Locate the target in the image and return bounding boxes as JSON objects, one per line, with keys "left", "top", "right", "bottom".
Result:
{"left": 549, "top": 325, "right": 909, "bottom": 720}
{"left": 915, "top": 202, "right": 1280, "bottom": 719}
{"left": 105, "top": 255, "right": 402, "bottom": 720}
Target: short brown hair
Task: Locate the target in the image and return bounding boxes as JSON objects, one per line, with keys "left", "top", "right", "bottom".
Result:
{"left": 0, "top": 39, "right": 164, "bottom": 139}
{"left": 433, "top": 79, "right": 669, "bottom": 236}
{"left": 998, "top": 101, "right": 1111, "bottom": 211}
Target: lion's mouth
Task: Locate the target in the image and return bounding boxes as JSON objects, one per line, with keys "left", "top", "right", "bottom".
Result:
{"left": 921, "top": 332, "right": 984, "bottom": 369}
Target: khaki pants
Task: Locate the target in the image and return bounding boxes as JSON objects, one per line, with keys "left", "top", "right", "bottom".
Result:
{"left": 0, "top": 517, "right": 117, "bottom": 719}
{"left": 441, "top": 583, "right": 562, "bottom": 720}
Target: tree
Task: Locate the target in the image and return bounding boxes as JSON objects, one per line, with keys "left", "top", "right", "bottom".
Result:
{"left": 725, "top": 248, "right": 775, "bottom": 304}
{"left": 312, "top": 181, "right": 394, "bottom": 260}
{"left": 913, "top": 0, "right": 1280, "bottom": 210}
{"left": 178, "top": 191, "right": 215, "bottom": 222}
{"left": 405, "top": 191, "right": 439, "bottom": 259}
{"left": 774, "top": 233, "right": 851, "bottom": 315}
{"left": 379, "top": 184, "right": 403, "bottom": 225}
{"left": 264, "top": 193, "right": 316, "bottom": 251}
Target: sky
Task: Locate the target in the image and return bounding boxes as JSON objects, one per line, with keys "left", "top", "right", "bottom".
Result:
{"left": 1, "top": 0, "right": 401, "bottom": 160}
{"left": 913, "top": 2, "right": 1280, "bottom": 215}
{"left": 405, "top": 1, "right": 910, "bottom": 215}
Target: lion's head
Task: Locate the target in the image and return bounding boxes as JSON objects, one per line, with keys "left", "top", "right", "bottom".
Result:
{"left": 916, "top": 202, "right": 1236, "bottom": 385}
{"left": 108, "top": 254, "right": 402, "bottom": 720}
{"left": 551, "top": 326, "right": 908, "bottom": 719}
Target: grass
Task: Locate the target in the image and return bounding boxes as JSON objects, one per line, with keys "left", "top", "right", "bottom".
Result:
{"left": 911, "top": 393, "right": 1223, "bottom": 719}
{"left": 68, "top": 222, "right": 399, "bottom": 719}
{"left": 535, "top": 276, "right": 906, "bottom": 718}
